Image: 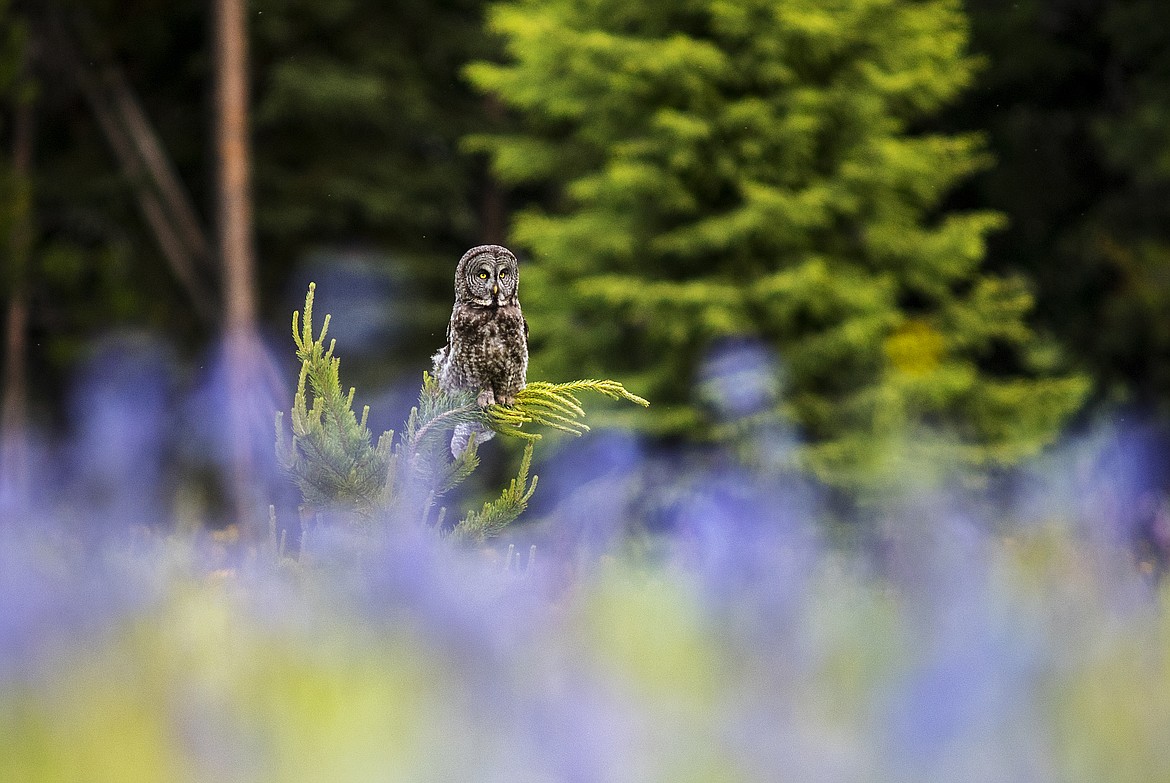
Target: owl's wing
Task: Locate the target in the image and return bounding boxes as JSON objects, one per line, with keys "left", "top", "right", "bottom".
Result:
{"left": 522, "top": 315, "right": 529, "bottom": 339}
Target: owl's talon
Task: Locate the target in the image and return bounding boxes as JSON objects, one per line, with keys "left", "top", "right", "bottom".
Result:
{"left": 476, "top": 389, "right": 496, "bottom": 408}
{"left": 498, "top": 394, "right": 516, "bottom": 407}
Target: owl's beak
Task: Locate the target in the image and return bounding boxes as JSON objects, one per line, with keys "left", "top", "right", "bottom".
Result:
{"left": 492, "top": 284, "right": 498, "bottom": 296}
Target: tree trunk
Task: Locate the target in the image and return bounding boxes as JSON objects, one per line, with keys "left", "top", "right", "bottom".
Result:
{"left": 214, "top": 0, "right": 256, "bottom": 336}
{"left": 214, "top": 0, "right": 261, "bottom": 535}
{"left": 0, "top": 50, "right": 35, "bottom": 504}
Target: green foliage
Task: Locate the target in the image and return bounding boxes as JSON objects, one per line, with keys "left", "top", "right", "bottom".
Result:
{"left": 450, "top": 440, "right": 537, "bottom": 542}
{"left": 277, "top": 283, "right": 474, "bottom": 527}
{"left": 251, "top": 0, "right": 496, "bottom": 382}
{"left": 486, "top": 380, "right": 650, "bottom": 439}
{"left": 276, "top": 282, "right": 393, "bottom": 517}
{"left": 468, "top": 0, "right": 1087, "bottom": 489}
{"left": 952, "top": 1, "right": 1170, "bottom": 414}
{"left": 278, "top": 284, "right": 648, "bottom": 538}
{"left": 397, "top": 372, "right": 480, "bottom": 497}
{"left": 252, "top": 0, "right": 489, "bottom": 257}
{"left": 0, "top": 0, "right": 28, "bottom": 287}
{"left": 24, "top": 0, "right": 1170, "bottom": 469}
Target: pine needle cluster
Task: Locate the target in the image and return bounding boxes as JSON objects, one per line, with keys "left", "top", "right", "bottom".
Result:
{"left": 275, "top": 283, "right": 392, "bottom": 518}
{"left": 486, "top": 380, "right": 649, "bottom": 439}
{"left": 451, "top": 441, "right": 538, "bottom": 542}
{"left": 276, "top": 284, "right": 648, "bottom": 542}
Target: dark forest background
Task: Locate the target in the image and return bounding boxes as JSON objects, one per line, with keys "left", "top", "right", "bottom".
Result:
{"left": 2, "top": 0, "right": 1169, "bottom": 502}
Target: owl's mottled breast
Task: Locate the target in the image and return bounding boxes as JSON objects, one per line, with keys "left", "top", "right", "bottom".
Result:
{"left": 447, "top": 303, "right": 528, "bottom": 398}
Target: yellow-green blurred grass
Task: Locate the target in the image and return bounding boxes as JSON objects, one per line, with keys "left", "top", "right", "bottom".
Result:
{"left": 1048, "top": 573, "right": 1170, "bottom": 783}
{"left": 1, "top": 529, "right": 1169, "bottom": 782}
{"left": 1053, "top": 622, "right": 1170, "bottom": 783}
{"left": 988, "top": 525, "right": 1170, "bottom": 783}
{"left": 0, "top": 575, "right": 462, "bottom": 783}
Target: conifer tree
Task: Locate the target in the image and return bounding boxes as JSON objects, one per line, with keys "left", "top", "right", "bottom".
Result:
{"left": 277, "top": 284, "right": 647, "bottom": 542}
{"left": 467, "top": 0, "right": 1086, "bottom": 488}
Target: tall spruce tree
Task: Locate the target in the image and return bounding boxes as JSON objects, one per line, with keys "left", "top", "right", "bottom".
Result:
{"left": 467, "top": 0, "right": 1086, "bottom": 488}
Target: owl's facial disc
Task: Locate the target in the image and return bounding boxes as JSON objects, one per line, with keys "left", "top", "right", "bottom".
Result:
{"left": 458, "top": 246, "right": 518, "bottom": 307}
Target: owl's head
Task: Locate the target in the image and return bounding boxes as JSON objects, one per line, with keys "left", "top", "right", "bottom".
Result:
{"left": 455, "top": 245, "right": 520, "bottom": 307}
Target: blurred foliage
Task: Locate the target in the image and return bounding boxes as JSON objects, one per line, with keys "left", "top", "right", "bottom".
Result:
{"left": 950, "top": 0, "right": 1170, "bottom": 414}
{"left": 0, "top": 0, "right": 28, "bottom": 272}
{"left": 250, "top": 0, "right": 496, "bottom": 378}
{"left": 467, "top": 0, "right": 1086, "bottom": 489}
{"left": 20, "top": 0, "right": 209, "bottom": 370}
{"left": 6, "top": 2, "right": 1170, "bottom": 775}
{"left": 252, "top": 0, "right": 489, "bottom": 259}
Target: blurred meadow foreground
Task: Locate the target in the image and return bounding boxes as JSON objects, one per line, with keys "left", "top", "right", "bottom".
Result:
{"left": 4, "top": 0, "right": 1170, "bottom": 780}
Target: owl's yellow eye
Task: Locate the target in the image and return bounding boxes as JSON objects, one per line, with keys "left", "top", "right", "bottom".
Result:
{"left": 499, "top": 269, "right": 509, "bottom": 277}
{"left": 478, "top": 271, "right": 489, "bottom": 280}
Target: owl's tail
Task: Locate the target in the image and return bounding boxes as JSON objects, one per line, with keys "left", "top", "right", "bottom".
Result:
{"left": 450, "top": 421, "right": 495, "bottom": 457}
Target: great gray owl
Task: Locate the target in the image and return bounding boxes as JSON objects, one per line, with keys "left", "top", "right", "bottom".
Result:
{"left": 432, "top": 244, "right": 528, "bottom": 456}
